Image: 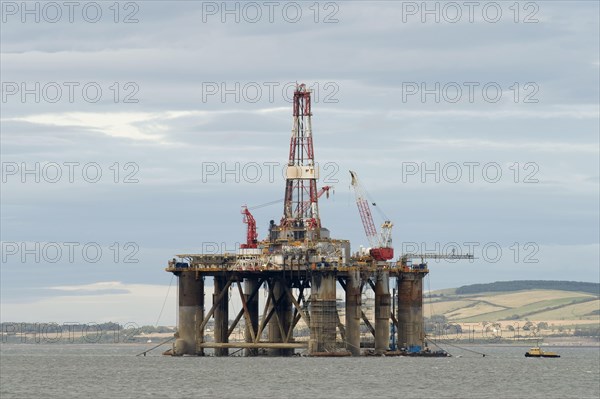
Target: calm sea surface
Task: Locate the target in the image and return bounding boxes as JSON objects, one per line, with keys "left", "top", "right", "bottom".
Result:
{"left": 1, "top": 344, "right": 599, "bottom": 399}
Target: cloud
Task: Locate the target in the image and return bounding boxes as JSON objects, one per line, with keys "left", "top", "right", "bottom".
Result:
{"left": 394, "top": 137, "right": 599, "bottom": 153}
{"left": 48, "top": 281, "right": 131, "bottom": 295}
{"left": 388, "top": 106, "right": 599, "bottom": 120}
{"left": 1, "top": 281, "right": 178, "bottom": 324}
{"left": 3, "top": 108, "right": 290, "bottom": 145}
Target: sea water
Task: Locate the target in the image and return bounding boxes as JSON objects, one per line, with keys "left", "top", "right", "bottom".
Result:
{"left": 1, "top": 344, "right": 598, "bottom": 399}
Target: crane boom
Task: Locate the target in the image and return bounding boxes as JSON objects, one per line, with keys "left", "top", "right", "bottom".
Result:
{"left": 240, "top": 206, "right": 258, "bottom": 249}
{"left": 399, "top": 253, "right": 474, "bottom": 267}
{"left": 350, "top": 171, "right": 378, "bottom": 247}
{"left": 403, "top": 253, "right": 475, "bottom": 260}
{"left": 349, "top": 171, "right": 394, "bottom": 261}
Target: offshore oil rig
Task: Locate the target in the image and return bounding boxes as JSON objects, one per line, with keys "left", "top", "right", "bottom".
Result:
{"left": 166, "top": 84, "right": 471, "bottom": 357}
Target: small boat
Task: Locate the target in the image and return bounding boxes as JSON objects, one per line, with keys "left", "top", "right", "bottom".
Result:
{"left": 525, "top": 346, "right": 560, "bottom": 358}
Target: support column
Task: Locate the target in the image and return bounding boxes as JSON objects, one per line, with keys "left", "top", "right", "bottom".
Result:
{"left": 175, "top": 272, "right": 204, "bottom": 356}
{"left": 309, "top": 272, "right": 337, "bottom": 354}
{"left": 195, "top": 276, "right": 205, "bottom": 356}
{"left": 374, "top": 270, "right": 390, "bottom": 355}
{"left": 213, "top": 275, "right": 229, "bottom": 357}
{"left": 268, "top": 279, "right": 293, "bottom": 356}
{"left": 345, "top": 269, "right": 361, "bottom": 356}
{"left": 244, "top": 278, "right": 260, "bottom": 356}
{"left": 398, "top": 274, "right": 424, "bottom": 350}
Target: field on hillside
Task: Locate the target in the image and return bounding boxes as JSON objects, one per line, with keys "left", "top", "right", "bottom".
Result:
{"left": 426, "top": 289, "right": 599, "bottom": 325}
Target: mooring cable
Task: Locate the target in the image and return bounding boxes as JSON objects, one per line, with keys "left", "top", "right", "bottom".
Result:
{"left": 427, "top": 337, "right": 453, "bottom": 356}
{"left": 133, "top": 275, "right": 177, "bottom": 357}
{"left": 155, "top": 274, "right": 175, "bottom": 327}
{"left": 427, "top": 335, "right": 488, "bottom": 357}
{"left": 229, "top": 348, "right": 244, "bottom": 357}
{"left": 135, "top": 336, "right": 176, "bottom": 357}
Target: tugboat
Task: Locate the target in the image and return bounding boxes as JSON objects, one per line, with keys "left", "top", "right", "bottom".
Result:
{"left": 525, "top": 346, "right": 560, "bottom": 358}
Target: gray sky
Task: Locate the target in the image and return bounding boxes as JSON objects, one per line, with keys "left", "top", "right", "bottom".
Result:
{"left": 1, "top": 1, "right": 598, "bottom": 324}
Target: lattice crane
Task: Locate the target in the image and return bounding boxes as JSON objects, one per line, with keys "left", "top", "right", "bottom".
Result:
{"left": 349, "top": 171, "right": 394, "bottom": 261}
{"left": 240, "top": 206, "right": 258, "bottom": 249}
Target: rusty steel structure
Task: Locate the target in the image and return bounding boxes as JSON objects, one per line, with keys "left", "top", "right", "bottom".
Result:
{"left": 166, "top": 84, "right": 472, "bottom": 357}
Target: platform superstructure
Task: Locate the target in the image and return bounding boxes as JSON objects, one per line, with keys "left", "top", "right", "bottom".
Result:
{"left": 166, "top": 84, "right": 472, "bottom": 356}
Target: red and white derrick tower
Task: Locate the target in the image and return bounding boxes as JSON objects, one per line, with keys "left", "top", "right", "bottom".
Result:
{"left": 280, "top": 84, "right": 321, "bottom": 240}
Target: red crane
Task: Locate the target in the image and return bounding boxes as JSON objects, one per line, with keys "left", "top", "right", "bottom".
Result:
{"left": 349, "top": 171, "right": 394, "bottom": 261}
{"left": 240, "top": 206, "right": 258, "bottom": 249}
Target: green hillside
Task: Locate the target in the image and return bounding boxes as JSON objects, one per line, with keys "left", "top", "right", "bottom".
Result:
{"left": 427, "top": 281, "right": 600, "bottom": 323}
{"left": 455, "top": 280, "right": 599, "bottom": 296}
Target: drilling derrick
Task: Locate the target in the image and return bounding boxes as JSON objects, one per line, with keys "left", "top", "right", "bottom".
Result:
{"left": 280, "top": 84, "right": 320, "bottom": 241}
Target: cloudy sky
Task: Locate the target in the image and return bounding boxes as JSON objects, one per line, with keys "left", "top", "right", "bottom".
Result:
{"left": 1, "top": 1, "right": 598, "bottom": 325}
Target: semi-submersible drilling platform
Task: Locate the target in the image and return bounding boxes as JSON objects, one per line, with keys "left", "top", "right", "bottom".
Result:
{"left": 166, "top": 84, "right": 471, "bottom": 357}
